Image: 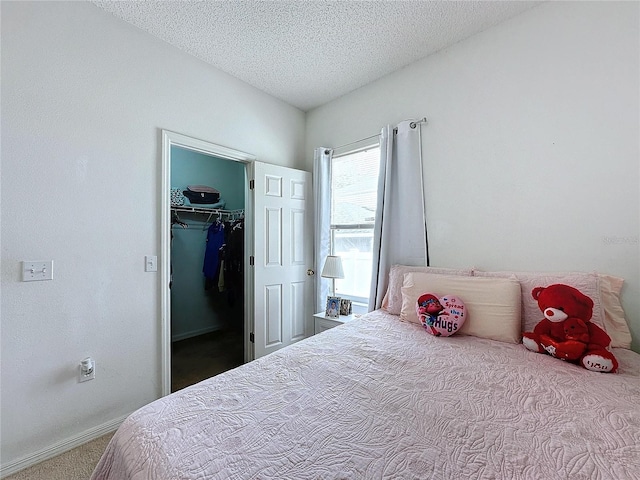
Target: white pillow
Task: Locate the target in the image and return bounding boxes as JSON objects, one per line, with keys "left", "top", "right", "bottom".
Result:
{"left": 400, "top": 272, "right": 522, "bottom": 344}
{"left": 382, "top": 265, "right": 473, "bottom": 315}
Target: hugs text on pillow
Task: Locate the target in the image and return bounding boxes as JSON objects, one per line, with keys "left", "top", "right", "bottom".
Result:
{"left": 417, "top": 293, "right": 466, "bottom": 337}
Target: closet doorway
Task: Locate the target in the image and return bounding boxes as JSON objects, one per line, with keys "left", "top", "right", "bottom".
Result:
{"left": 161, "top": 131, "right": 255, "bottom": 395}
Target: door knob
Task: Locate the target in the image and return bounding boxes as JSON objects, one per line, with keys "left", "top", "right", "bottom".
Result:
{"left": 307, "top": 269, "right": 315, "bottom": 276}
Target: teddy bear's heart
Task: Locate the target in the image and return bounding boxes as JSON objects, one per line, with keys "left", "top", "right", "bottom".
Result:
{"left": 416, "top": 294, "right": 466, "bottom": 337}
{"left": 539, "top": 335, "right": 586, "bottom": 361}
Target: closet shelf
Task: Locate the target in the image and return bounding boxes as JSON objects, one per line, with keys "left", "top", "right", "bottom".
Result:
{"left": 172, "top": 205, "right": 243, "bottom": 216}
{"left": 172, "top": 205, "right": 244, "bottom": 229}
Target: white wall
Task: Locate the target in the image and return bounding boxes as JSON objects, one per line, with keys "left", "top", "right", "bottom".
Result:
{"left": 306, "top": 1, "right": 640, "bottom": 352}
{"left": 0, "top": 1, "right": 305, "bottom": 471}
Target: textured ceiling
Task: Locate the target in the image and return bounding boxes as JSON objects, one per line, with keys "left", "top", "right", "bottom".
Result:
{"left": 91, "top": 1, "right": 541, "bottom": 111}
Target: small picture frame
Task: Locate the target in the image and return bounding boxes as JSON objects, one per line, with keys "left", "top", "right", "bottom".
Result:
{"left": 325, "top": 296, "right": 341, "bottom": 319}
{"left": 340, "top": 299, "right": 352, "bottom": 316}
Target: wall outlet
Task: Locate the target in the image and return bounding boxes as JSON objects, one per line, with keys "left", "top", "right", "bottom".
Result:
{"left": 79, "top": 358, "right": 95, "bottom": 383}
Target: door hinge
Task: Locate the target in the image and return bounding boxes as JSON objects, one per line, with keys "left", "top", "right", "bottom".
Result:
{"left": 250, "top": 332, "right": 255, "bottom": 343}
{"left": 249, "top": 179, "right": 255, "bottom": 190}
{"left": 250, "top": 255, "right": 254, "bottom": 266}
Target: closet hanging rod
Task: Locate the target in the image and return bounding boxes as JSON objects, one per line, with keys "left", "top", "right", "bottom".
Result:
{"left": 172, "top": 205, "right": 244, "bottom": 216}
{"left": 200, "top": 209, "right": 244, "bottom": 231}
{"left": 171, "top": 207, "right": 244, "bottom": 228}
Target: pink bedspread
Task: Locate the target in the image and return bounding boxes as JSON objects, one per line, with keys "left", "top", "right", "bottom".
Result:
{"left": 91, "top": 310, "right": 640, "bottom": 479}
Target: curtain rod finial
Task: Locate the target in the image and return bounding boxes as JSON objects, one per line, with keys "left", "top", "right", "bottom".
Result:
{"left": 409, "top": 117, "right": 428, "bottom": 129}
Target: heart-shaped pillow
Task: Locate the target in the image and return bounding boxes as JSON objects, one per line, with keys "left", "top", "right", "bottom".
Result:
{"left": 416, "top": 293, "right": 466, "bottom": 337}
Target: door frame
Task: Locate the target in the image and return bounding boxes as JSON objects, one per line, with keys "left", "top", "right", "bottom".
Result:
{"left": 160, "top": 130, "right": 256, "bottom": 397}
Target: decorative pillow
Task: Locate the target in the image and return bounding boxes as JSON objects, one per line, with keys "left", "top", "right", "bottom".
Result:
{"left": 401, "top": 272, "right": 521, "bottom": 344}
{"left": 416, "top": 293, "right": 466, "bottom": 337}
{"left": 170, "top": 188, "right": 185, "bottom": 206}
{"left": 472, "top": 270, "right": 608, "bottom": 336}
{"left": 382, "top": 265, "right": 473, "bottom": 314}
{"left": 598, "top": 274, "right": 632, "bottom": 349}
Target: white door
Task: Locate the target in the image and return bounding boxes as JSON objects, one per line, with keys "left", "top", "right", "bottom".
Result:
{"left": 252, "top": 162, "right": 313, "bottom": 358}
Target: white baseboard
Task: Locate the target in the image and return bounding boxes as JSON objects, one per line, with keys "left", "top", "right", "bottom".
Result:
{"left": 0, "top": 414, "right": 128, "bottom": 478}
{"left": 171, "top": 325, "right": 219, "bottom": 343}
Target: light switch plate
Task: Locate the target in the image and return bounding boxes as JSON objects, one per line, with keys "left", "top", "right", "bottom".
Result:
{"left": 145, "top": 255, "right": 157, "bottom": 272}
{"left": 22, "top": 261, "right": 54, "bottom": 281}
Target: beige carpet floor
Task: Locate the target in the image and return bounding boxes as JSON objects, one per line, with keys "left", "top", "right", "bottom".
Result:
{"left": 5, "top": 432, "right": 114, "bottom": 480}
{"left": 7, "top": 330, "right": 244, "bottom": 479}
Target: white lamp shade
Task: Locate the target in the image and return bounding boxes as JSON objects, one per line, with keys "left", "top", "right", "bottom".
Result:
{"left": 321, "top": 255, "right": 344, "bottom": 279}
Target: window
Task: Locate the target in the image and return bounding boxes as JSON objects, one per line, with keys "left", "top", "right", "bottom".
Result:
{"left": 330, "top": 145, "right": 380, "bottom": 305}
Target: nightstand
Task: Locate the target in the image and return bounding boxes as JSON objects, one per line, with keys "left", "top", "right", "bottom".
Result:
{"left": 313, "top": 312, "right": 357, "bottom": 335}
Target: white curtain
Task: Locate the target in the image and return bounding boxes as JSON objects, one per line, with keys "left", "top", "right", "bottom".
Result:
{"left": 369, "top": 120, "right": 428, "bottom": 310}
{"left": 313, "top": 147, "right": 333, "bottom": 313}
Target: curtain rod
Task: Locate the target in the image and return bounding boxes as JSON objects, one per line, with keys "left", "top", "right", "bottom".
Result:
{"left": 394, "top": 117, "right": 428, "bottom": 133}
{"left": 327, "top": 117, "right": 428, "bottom": 153}
{"left": 327, "top": 133, "right": 380, "bottom": 154}
{"left": 408, "top": 117, "right": 428, "bottom": 128}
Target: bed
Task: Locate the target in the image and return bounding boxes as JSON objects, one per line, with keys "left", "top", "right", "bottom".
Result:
{"left": 91, "top": 269, "right": 640, "bottom": 480}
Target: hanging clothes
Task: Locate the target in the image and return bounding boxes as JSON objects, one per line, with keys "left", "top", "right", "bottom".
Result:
{"left": 170, "top": 211, "right": 188, "bottom": 289}
{"left": 203, "top": 220, "right": 225, "bottom": 290}
{"left": 222, "top": 218, "right": 244, "bottom": 305}
{"left": 217, "top": 260, "right": 225, "bottom": 292}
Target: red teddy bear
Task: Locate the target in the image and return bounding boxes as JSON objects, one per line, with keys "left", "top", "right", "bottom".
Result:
{"left": 522, "top": 283, "right": 618, "bottom": 373}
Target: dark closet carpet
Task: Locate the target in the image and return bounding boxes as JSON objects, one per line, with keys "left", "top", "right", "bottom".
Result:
{"left": 171, "top": 329, "right": 245, "bottom": 392}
